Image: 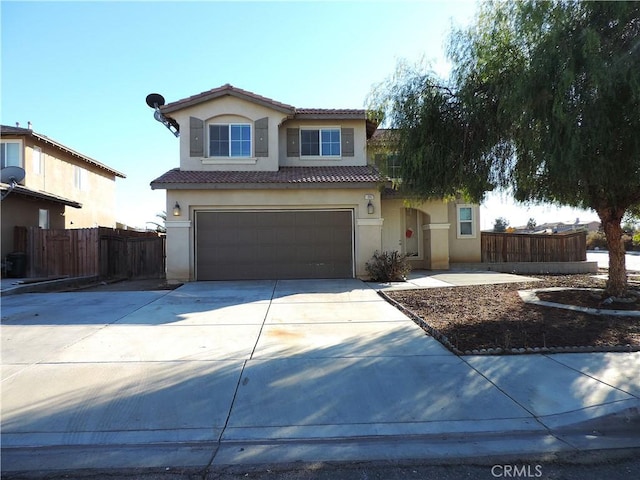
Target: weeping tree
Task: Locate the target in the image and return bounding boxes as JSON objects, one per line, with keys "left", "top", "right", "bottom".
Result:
{"left": 369, "top": 1, "right": 640, "bottom": 297}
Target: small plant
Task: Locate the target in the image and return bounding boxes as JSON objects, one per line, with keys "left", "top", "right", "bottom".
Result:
{"left": 493, "top": 217, "right": 509, "bottom": 233}
{"left": 365, "top": 250, "right": 411, "bottom": 282}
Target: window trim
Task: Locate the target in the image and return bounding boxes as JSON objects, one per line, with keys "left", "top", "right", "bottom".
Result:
{"left": 32, "top": 146, "right": 42, "bottom": 175}
{"left": 38, "top": 209, "right": 50, "bottom": 229}
{"left": 456, "top": 204, "right": 476, "bottom": 239}
{"left": 74, "top": 165, "right": 89, "bottom": 191}
{"left": 208, "top": 123, "right": 252, "bottom": 158}
{"left": 300, "top": 127, "right": 342, "bottom": 158}
{"left": 1, "top": 139, "right": 24, "bottom": 169}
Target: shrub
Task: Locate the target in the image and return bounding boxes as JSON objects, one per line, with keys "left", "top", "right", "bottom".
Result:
{"left": 623, "top": 234, "right": 634, "bottom": 252}
{"left": 493, "top": 217, "right": 508, "bottom": 233}
{"left": 586, "top": 231, "right": 608, "bottom": 250}
{"left": 587, "top": 230, "right": 640, "bottom": 251}
{"left": 365, "top": 250, "right": 411, "bottom": 282}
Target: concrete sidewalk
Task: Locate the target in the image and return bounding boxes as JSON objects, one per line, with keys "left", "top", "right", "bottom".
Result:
{"left": 1, "top": 277, "right": 639, "bottom": 473}
{"left": 370, "top": 269, "right": 542, "bottom": 290}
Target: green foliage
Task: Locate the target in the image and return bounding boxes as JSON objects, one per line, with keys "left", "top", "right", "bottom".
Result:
{"left": 586, "top": 231, "right": 608, "bottom": 250}
{"left": 623, "top": 234, "right": 635, "bottom": 252}
{"left": 526, "top": 218, "right": 537, "bottom": 230}
{"left": 367, "top": 60, "right": 494, "bottom": 203}
{"left": 493, "top": 217, "right": 508, "bottom": 233}
{"left": 365, "top": 250, "right": 411, "bottom": 282}
{"left": 624, "top": 204, "right": 640, "bottom": 226}
{"left": 369, "top": 1, "right": 640, "bottom": 296}
{"left": 148, "top": 211, "right": 167, "bottom": 233}
{"left": 633, "top": 232, "right": 640, "bottom": 249}
{"left": 448, "top": 0, "right": 640, "bottom": 213}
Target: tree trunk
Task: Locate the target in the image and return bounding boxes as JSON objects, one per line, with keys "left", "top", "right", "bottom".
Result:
{"left": 597, "top": 207, "right": 627, "bottom": 298}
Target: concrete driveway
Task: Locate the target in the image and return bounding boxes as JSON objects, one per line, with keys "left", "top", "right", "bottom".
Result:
{"left": 1, "top": 278, "right": 638, "bottom": 472}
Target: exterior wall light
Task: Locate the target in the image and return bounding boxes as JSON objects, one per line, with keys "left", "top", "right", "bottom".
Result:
{"left": 367, "top": 200, "right": 374, "bottom": 215}
{"left": 172, "top": 201, "right": 181, "bottom": 216}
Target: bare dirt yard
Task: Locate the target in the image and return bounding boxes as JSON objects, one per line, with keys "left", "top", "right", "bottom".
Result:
{"left": 386, "top": 274, "right": 640, "bottom": 355}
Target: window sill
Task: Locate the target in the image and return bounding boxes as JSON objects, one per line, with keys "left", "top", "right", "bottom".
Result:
{"left": 202, "top": 158, "right": 258, "bottom": 165}
{"left": 298, "top": 156, "right": 343, "bottom": 161}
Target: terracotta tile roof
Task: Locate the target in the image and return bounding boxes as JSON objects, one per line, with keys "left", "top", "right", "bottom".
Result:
{"left": 295, "top": 108, "right": 366, "bottom": 117}
{"left": 158, "top": 84, "right": 379, "bottom": 138}
{"left": 160, "top": 84, "right": 368, "bottom": 118}
{"left": 151, "top": 166, "right": 382, "bottom": 189}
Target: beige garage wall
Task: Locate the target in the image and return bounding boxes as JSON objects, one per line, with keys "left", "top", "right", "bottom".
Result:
{"left": 164, "top": 187, "right": 382, "bottom": 282}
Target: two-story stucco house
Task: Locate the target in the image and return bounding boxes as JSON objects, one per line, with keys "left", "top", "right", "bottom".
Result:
{"left": 150, "top": 84, "right": 480, "bottom": 282}
{"left": 1, "top": 125, "right": 126, "bottom": 259}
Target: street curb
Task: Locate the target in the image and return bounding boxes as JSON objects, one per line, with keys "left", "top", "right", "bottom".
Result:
{"left": 2, "top": 431, "right": 639, "bottom": 474}
{"left": 0, "top": 276, "right": 99, "bottom": 296}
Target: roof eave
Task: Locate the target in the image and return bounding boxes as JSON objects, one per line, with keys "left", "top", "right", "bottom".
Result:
{"left": 1, "top": 184, "right": 83, "bottom": 208}
{"left": 150, "top": 181, "right": 379, "bottom": 191}
{"left": 293, "top": 112, "right": 366, "bottom": 120}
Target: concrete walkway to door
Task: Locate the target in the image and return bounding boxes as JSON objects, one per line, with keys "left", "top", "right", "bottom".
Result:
{"left": 1, "top": 277, "right": 638, "bottom": 472}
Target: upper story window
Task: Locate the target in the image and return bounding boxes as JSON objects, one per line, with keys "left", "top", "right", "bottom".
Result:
{"left": 32, "top": 146, "right": 42, "bottom": 175}
{"left": 1, "top": 140, "right": 22, "bottom": 168}
{"left": 209, "top": 124, "right": 251, "bottom": 157}
{"left": 301, "top": 128, "right": 341, "bottom": 157}
{"left": 375, "top": 153, "right": 401, "bottom": 179}
{"left": 74, "top": 165, "right": 89, "bottom": 191}
{"left": 457, "top": 204, "right": 476, "bottom": 238}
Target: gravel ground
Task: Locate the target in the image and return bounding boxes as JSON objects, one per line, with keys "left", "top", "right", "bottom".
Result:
{"left": 386, "top": 275, "right": 640, "bottom": 354}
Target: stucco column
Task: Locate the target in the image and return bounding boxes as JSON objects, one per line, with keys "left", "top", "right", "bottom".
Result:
{"left": 356, "top": 218, "right": 384, "bottom": 277}
{"left": 423, "top": 223, "right": 450, "bottom": 270}
{"left": 165, "top": 220, "right": 192, "bottom": 283}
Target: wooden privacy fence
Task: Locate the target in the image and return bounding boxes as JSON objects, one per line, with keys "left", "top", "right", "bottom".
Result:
{"left": 14, "top": 226, "right": 165, "bottom": 279}
{"left": 481, "top": 231, "right": 587, "bottom": 263}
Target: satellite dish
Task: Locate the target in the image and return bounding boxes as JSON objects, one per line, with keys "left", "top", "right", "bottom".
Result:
{"left": 0, "top": 166, "right": 25, "bottom": 201}
{"left": 145, "top": 92, "right": 179, "bottom": 138}
{"left": 1, "top": 166, "right": 25, "bottom": 185}
{"left": 145, "top": 93, "right": 166, "bottom": 109}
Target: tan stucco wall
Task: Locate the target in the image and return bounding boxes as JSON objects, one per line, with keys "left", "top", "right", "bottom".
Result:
{"left": 379, "top": 198, "right": 482, "bottom": 269}
{"left": 3, "top": 135, "right": 118, "bottom": 228}
{"left": 447, "top": 201, "right": 482, "bottom": 263}
{"left": 381, "top": 198, "right": 453, "bottom": 270}
{"left": 1, "top": 195, "right": 65, "bottom": 259}
{"left": 170, "top": 96, "right": 288, "bottom": 172}
{"left": 164, "top": 187, "right": 382, "bottom": 282}
{"left": 168, "top": 97, "right": 369, "bottom": 172}
{"left": 278, "top": 118, "right": 368, "bottom": 167}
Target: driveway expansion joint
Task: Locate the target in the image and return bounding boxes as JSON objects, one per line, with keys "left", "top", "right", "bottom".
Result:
{"left": 2, "top": 278, "right": 639, "bottom": 472}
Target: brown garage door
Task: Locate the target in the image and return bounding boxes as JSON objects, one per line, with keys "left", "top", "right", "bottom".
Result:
{"left": 196, "top": 210, "right": 354, "bottom": 280}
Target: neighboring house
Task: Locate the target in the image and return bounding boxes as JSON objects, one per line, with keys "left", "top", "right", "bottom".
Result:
{"left": 150, "top": 84, "right": 481, "bottom": 282}
{"left": 1, "top": 125, "right": 126, "bottom": 259}
{"left": 512, "top": 219, "right": 600, "bottom": 234}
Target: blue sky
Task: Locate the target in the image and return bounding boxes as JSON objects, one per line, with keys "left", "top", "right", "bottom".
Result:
{"left": 1, "top": 0, "right": 599, "bottom": 229}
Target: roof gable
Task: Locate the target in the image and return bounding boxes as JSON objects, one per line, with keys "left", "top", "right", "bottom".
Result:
{"left": 160, "top": 84, "right": 296, "bottom": 115}
{"left": 158, "top": 84, "right": 378, "bottom": 137}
